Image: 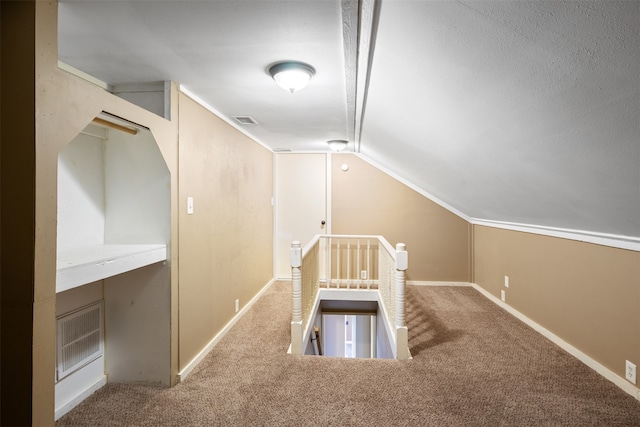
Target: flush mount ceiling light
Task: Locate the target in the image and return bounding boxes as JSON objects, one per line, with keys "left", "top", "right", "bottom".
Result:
{"left": 268, "top": 61, "right": 315, "bottom": 93}
{"left": 327, "top": 140, "right": 348, "bottom": 152}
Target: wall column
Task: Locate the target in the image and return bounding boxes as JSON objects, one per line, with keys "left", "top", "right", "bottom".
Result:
{"left": 1, "top": 1, "right": 37, "bottom": 425}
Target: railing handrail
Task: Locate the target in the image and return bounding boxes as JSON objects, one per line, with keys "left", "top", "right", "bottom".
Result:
{"left": 302, "top": 234, "right": 396, "bottom": 259}
{"left": 300, "top": 234, "right": 322, "bottom": 258}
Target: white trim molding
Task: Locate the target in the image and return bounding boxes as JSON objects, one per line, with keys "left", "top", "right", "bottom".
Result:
{"left": 472, "top": 219, "right": 640, "bottom": 252}
{"left": 352, "top": 153, "right": 639, "bottom": 252}
{"left": 471, "top": 283, "right": 640, "bottom": 401}
{"left": 177, "top": 279, "right": 276, "bottom": 382}
{"left": 55, "top": 374, "right": 107, "bottom": 421}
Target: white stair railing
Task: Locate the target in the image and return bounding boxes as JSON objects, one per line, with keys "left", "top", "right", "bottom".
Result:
{"left": 290, "top": 235, "right": 409, "bottom": 359}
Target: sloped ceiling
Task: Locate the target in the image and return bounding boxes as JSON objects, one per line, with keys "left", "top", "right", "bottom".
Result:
{"left": 58, "top": 1, "right": 640, "bottom": 241}
{"left": 364, "top": 1, "right": 640, "bottom": 240}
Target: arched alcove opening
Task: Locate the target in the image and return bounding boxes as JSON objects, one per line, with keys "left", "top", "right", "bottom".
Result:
{"left": 54, "top": 112, "right": 171, "bottom": 419}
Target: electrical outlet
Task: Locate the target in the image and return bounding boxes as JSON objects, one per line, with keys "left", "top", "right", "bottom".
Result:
{"left": 361, "top": 270, "right": 367, "bottom": 280}
{"left": 500, "top": 289, "right": 506, "bottom": 302}
{"left": 235, "top": 299, "right": 239, "bottom": 313}
{"left": 504, "top": 275, "right": 509, "bottom": 288}
{"left": 625, "top": 360, "right": 636, "bottom": 384}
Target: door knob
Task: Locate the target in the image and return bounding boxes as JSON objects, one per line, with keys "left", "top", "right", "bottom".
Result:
{"left": 321, "top": 220, "right": 326, "bottom": 226}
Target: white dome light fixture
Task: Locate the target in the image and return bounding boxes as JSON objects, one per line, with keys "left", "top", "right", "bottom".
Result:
{"left": 269, "top": 61, "right": 315, "bottom": 93}
{"left": 327, "top": 140, "right": 348, "bottom": 152}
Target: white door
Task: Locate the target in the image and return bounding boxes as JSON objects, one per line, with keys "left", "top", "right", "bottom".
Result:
{"left": 275, "top": 153, "right": 327, "bottom": 279}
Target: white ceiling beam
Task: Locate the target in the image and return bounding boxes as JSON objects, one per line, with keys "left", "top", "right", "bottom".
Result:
{"left": 341, "top": 0, "right": 358, "bottom": 149}
{"left": 354, "top": 0, "right": 380, "bottom": 153}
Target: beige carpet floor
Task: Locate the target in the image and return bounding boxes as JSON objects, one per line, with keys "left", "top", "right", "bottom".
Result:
{"left": 56, "top": 282, "right": 640, "bottom": 426}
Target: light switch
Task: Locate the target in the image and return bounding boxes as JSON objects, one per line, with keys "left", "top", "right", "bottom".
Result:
{"left": 187, "top": 197, "right": 194, "bottom": 214}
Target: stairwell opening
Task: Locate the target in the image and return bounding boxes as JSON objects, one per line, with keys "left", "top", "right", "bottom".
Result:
{"left": 304, "top": 300, "right": 394, "bottom": 359}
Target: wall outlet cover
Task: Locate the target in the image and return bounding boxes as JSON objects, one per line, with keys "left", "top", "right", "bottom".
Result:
{"left": 625, "top": 360, "right": 636, "bottom": 384}
{"left": 500, "top": 289, "right": 506, "bottom": 302}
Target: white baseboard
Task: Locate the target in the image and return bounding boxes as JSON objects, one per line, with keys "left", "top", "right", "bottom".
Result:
{"left": 55, "top": 374, "right": 107, "bottom": 421}
{"left": 177, "top": 278, "right": 276, "bottom": 382}
{"left": 470, "top": 283, "right": 640, "bottom": 401}
{"left": 407, "top": 281, "right": 471, "bottom": 287}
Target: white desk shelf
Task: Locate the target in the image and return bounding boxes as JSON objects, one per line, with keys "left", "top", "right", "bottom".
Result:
{"left": 56, "top": 244, "right": 167, "bottom": 293}
{"left": 55, "top": 120, "right": 170, "bottom": 293}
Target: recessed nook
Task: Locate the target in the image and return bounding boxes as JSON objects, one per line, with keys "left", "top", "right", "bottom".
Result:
{"left": 54, "top": 113, "right": 171, "bottom": 419}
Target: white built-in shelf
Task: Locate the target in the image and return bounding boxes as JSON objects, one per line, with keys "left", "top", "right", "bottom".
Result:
{"left": 56, "top": 244, "right": 167, "bottom": 293}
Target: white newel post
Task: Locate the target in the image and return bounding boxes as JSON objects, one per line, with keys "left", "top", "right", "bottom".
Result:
{"left": 395, "top": 243, "right": 409, "bottom": 360}
{"left": 290, "top": 241, "right": 303, "bottom": 355}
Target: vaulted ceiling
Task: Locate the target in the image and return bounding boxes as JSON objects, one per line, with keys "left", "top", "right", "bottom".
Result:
{"left": 58, "top": 1, "right": 639, "bottom": 242}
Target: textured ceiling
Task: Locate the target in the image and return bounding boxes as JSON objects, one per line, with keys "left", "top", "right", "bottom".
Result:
{"left": 59, "top": 0, "right": 349, "bottom": 151}
{"left": 362, "top": 0, "right": 640, "bottom": 239}
{"left": 58, "top": 1, "right": 640, "bottom": 241}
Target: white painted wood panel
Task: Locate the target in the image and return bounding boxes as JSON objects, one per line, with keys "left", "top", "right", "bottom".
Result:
{"left": 56, "top": 128, "right": 106, "bottom": 251}
{"left": 54, "top": 356, "right": 106, "bottom": 420}
{"left": 56, "top": 244, "right": 166, "bottom": 293}
{"left": 322, "top": 314, "right": 346, "bottom": 357}
{"left": 104, "top": 128, "right": 170, "bottom": 245}
{"left": 56, "top": 280, "right": 103, "bottom": 317}
{"left": 104, "top": 263, "right": 171, "bottom": 386}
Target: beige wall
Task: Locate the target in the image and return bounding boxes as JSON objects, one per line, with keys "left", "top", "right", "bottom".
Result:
{"left": 473, "top": 225, "right": 640, "bottom": 379}
{"left": 331, "top": 154, "right": 470, "bottom": 282}
{"left": 177, "top": 94, "right": 273, "bottom": 370}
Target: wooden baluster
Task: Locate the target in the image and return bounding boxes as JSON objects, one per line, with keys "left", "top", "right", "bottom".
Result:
{"left": 347, "top": 240, "right": 351, "bottom": 289}
{"left": 366, "top": 239, "right": 371, "bottom": 289}
{"left": 325, "top": 236, "right": 331, "bottom": 288}
{"left": 290, "top": 241, "right": 303, "bottom": 354}
{"left": 395, "top": 243, "right": 409, "bottom": 360}
{"left": 336, "top": 240, "right": 341, "bottom": 288}
{"left": 356, "top": 240, "right": 359, "bottom": 289}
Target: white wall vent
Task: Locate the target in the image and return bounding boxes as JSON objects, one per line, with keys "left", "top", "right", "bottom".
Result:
{"left": 232, "top": 115, "right": 258, "bottom": 125}
{"left": 56, "top": 302, "right": 104, "bottom": 381}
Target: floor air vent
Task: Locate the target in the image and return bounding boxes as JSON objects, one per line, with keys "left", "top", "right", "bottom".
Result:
{"left": 56, "top": 302, "right": 104, "bottom": 381}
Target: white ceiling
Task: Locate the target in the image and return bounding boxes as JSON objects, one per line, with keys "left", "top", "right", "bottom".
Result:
{"left": 58, "top": 1, "right": 640, "bottom": 240}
